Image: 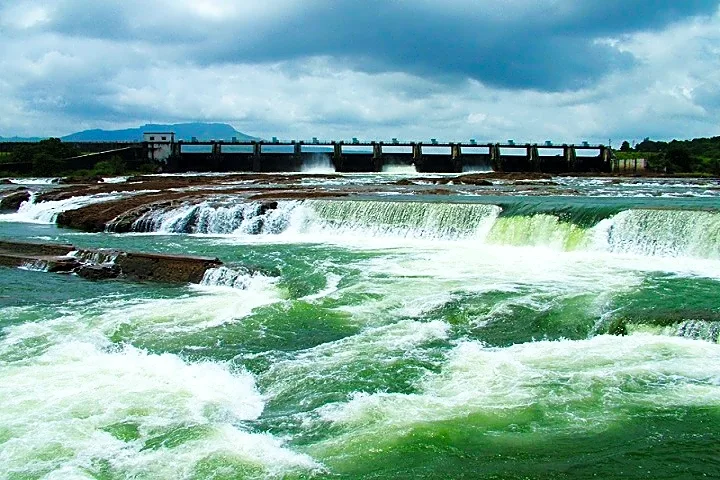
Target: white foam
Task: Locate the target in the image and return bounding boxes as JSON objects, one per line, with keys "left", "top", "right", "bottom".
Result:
{"left": 316, "top": 334, "right": 720, "bottom": 446}
{"left": 300, "top": 272, "right": 342, "bottom": 302}
{"left": 301, "top": 155, "right": 336, "bottom": 173}
{"left": 381, "top": 164, "right": 417, "bottom": 174}
{"left": 7, "top": 177, "right": 60, "bottom": 185}
{"left": 260, "top": 320, "right": 450, "bottom": 401}
{"left": 102, "top": 176, "right": 130, "bottom": 184}
{"left": 0, "top": 342, "right": 319, "bottom": 478}
{"left": 590, "top": 209, "right": 720, "bottom": 259}
{"left": 0, "top": 192, "right": 127, "bottom": 224}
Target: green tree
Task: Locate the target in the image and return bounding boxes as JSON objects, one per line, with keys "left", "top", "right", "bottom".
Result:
{"left": 93, "top": 155, "right": 126, "bottom": 176}
{"left": 9, "top": 138, "right": 80, "bottom": 176}
{"left": 31, "top": 153, "right": 67, "bottom": 176}
{"left": 664, "top": 146, "right": 695, "bottom": 173}
{"left": 635, "top": 137, "right": 664, "bottom": 153}
{"left": 620, "top": 141, "right": 631, "bottom": 152}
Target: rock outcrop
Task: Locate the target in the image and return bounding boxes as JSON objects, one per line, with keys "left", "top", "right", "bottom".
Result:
{"left": 0, "top": 240, "right": 221, "bottom": 284}
{"left": 0, "top": 189, "right": 30, "bottom": 211}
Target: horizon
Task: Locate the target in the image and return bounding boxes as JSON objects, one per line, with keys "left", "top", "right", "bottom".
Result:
{"left": 1, "top": 2, "right": 719, "bottom": 144}
{"left": 0, "top": 121, "right": 717, "bottom": 146}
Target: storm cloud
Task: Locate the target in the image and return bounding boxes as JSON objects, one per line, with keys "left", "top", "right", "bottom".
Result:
{"left": 1, "top": 0, "right": 719, "bottom": 143}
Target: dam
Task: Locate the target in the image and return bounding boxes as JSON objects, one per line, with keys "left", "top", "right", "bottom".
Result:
{"left": 165, "top": 140, "right": 611, "bottom": 173}
{"left": 0, "top": 138, "right": 612, "bottom": 174}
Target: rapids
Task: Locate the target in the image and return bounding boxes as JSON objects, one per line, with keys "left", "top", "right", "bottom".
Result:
{"left": 1, "top": 174, "right": 720, "bottom": 479}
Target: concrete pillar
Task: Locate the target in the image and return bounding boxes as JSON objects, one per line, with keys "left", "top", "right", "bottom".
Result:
{"left": 450, "top": 143, "right": 461, "bottom": 159}
{"left": 412, "top": 142, "right": 422, "bottom": 161}
{"left": 332, "top": 141, "right": 343, "bottom": 170}
{"left": 528, "top": 144, "right": 539, "bottom": 171}
{"left": 563, "top": 144, "right": 577, "bottom": 171}
{"left": 372, "top": 142, "right": 383, "bottom": 172}
{"left": 600, "top": 146, "right": 612, "bottom": 172}
{"left": 490, "top": 143, "right": 501, "bottom": 171}
{"left": 252, "top": 141, "right": 262, "bottom": 172}
{"left": 451, "top": 142, "right": 462, "bottom": 172}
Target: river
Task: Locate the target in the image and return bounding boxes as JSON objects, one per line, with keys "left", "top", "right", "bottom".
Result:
{"left": 1, "top": 174, "right": 719, "bottom": 478}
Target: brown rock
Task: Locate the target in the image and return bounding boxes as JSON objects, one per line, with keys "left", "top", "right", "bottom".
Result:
{"left": 115, "top": 252, "right": 221, "bottom": 283}
{"left": 58, "top": 175, "right": 104, "bottom": 184}
{"left": 455, "top": 175, "right": 493, "bottom": 186}
{"left": 76, "top": 263, "right": 121, "bottom": 280}
{"left": 0, "top": 189, "right": 30, "bottom": 211}
{"left": 394, "top": 179, "right": 415, "bottom": 186}
{"left": 425, "top": 188, "right": 453, "bottom": 195}
{"left": 247, "top": 191, "right": 349, "bottom": 201}
{"left": 46, "top": 256, "right": 81, "bottom": 273}
{"left": 0, "top": 240, "right": 74, "bottom": 256}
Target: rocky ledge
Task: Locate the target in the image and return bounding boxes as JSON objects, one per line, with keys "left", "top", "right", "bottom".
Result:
{"left": 0, "top": 240, "right": 221, "bottom": 284}
{"left": 1, "top": 171, "right": 603, "bottom": 233}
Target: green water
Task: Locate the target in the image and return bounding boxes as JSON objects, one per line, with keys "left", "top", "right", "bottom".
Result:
{"left": 1, "top": 186, "right": 720, "bottom": 479}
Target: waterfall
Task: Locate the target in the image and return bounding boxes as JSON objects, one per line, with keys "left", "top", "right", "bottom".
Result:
{"left": 131, "top": 201, "right": 293, "bottom": 235}
{"left": 128, "top": 198, "right": 720, "bottom": 260}
{"left": 200, "top": 266, "right": 257, "bottom": 289}
{"left": 382, "top": 164, "right": 417, "bottom": 174}
{"left": 296, "top": 200, "right": 501, "bottom": 240}
{"left": 592, "top": 209, "right": 720, "bottom": 259}
{"left": 1, "top": 192, "right": 132, "bottom": 224}
{"left": 301, "top": 155, "right": 336, "bottom": 173}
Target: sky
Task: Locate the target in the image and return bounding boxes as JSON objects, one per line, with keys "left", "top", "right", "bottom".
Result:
{"left": 0, "top": 0, "right": 719, "bottom": 145}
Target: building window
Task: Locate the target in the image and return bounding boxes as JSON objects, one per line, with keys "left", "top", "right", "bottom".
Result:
{"left": 149, "top": 136, "right": 155, "bottom": 141}
{"left": 161, "top": 136, "right": 167, "bottom": 140}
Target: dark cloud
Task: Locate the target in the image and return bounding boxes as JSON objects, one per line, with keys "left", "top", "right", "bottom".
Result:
{"left": 42, "top": 0, "right": 720, "bottom": 91}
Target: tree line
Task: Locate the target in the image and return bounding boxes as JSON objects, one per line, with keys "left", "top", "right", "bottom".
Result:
{"left": 617, "top": 136, "right": 720, "bottom": 174}
{"left": 0, "top": 138, "right": 155, "bottom": 177}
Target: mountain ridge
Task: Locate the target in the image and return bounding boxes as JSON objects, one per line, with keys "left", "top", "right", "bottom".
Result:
{"left": 0, "top": 123, "right": 258, "bottom": 142}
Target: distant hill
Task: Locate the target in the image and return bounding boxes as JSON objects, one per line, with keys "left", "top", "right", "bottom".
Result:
{"left": 61, "top": 123, "right": 258, "bottom": 142}
{"left": 0, "top": 136, "right": 43, "bottom": 142}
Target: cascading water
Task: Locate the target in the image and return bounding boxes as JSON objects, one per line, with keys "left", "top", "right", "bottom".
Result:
{"left": 295, "top": 200, "right": 501, "bottom": 240}
{"left": 381, "top": 164, "right": 417, "bottom": 174}
{"left": 592, "top": 209, "right": 720, "bottom": 259}
{"left": 18, "top": 259, "right": 49, "bottom": 272}
{"left": 485, "top": 214, "right": 589, "bottom": 250}
{"left": 0, "top": 192, "right": 134, "bottom": 224}
{"left": 301, "top": 155, "right": 336, "bottom": 173}
{"left": 131, "top": 200, "right": 292, "bottom": 235}
{"left": 69, "top": 249, "right": 120, "bottom": 265}
{"left": 200, "top": 266, "right": 274, "bottom": 290}
{"left": 128, "top": 198, "right": 720, "bottom": 260}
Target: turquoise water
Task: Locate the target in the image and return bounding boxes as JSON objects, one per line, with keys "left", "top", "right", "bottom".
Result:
{"left": 1, "top": 176, "right": 720, "bottom": 478}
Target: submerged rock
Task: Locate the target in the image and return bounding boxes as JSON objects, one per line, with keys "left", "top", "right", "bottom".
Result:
{"left": 76, "top": 263, "right": 121, "bottom": 281}
{"left": 58, "top": 175, "right": 104, "bottom": 184}
{"left": 46, "top": 256, "right": 81, "bottom": 273}
{"left": 258, "top": 201, "right": 278, "bottom": 215}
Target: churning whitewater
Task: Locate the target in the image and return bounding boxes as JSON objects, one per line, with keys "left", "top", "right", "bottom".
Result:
{"left": 128, "top": 198, "right": 720, "bottom": 259}
{"left": 1, "top": 174, "right": 720, "bottom": 479}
